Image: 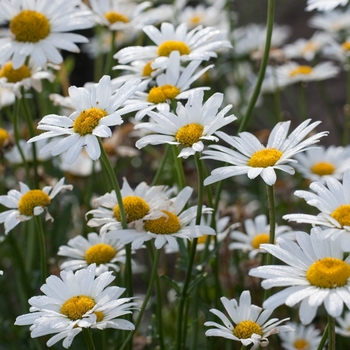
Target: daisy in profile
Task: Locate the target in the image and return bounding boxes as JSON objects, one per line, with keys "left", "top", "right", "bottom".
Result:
{"left": 135, "top": 89, "right": 236, "bottom": 158}
{"left": 308, "top": 8, "right": 350, "bottom": 33}
{"left": 336, "top": 311, "right": 350, "bottom": 337}
{"left": 203, "top": 119, "right": 328, "bottom": 186}
{"left": 15, "top": 264, "right": 137, "bottom": 349}
{"left": 28, "top": 75, "right": 142, "bottom": 164}
{"left": 283, "top": 169, "right": 350, "bottom": 250}
{"left": 278, "top": 322, "right": 322, "bottom": 350}
{"left": 0, "top": 0, "right": 93, "bottom": 69}
{"left": 106, "top": 186, "right": 215, "bottom": 250}
{"left": 229, "top": 214, "right": 293, "bottom": 259}
{"left": 306, "top": 0, "right": 349, "bottom": 12}
{"left": 293, "top": 145, "right": 350, "bottom": 182}
{"left": 0, "top": 177, "right": 72, "bottom": 234}
{"left": 204, "top": 290, "right": 292, "bottom": 349}
{"left": 58, "top": 232, "right": 127, "bottom": 276}
{"left": 249, "top": 228, "right": 350, "bottom": 324}
{"left": 86, "top": 177, "right": 170, "bottom": 233}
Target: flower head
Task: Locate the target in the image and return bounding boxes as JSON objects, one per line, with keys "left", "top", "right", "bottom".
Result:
{"left": 335, "top": 310, "right": 350, "bottom": 337}
{"left": 305, "top": 0, "right": 349, "bottom": 12}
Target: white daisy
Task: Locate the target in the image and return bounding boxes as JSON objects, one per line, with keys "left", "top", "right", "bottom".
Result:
{"left": 0, "top": 177, "right": 72, "bottom": 234}
{"left": 86, "top": 177, "right": 170, "bottom": 233}
{"left": 229, "top": 214, "right": 294, "bottom": 259}
{"left": 134, "top": 89, "right": 236, "bottom": 158}
{"left": 249, "top": 229, "right": 350, "bottom": 325}
{"left": 322, "top": 38, "right": 350, "bottom": 66}
{"left": 106, "top": 186, "right": 215, "bottom": 250}
{"left": 58, "top": 232, "right": 127, "bottom": 276}
{"left": 306, "top": 0, "right": 349, "bottom": 12}
{"left": 335, "top": 310, "right": 350, "bottom": 337}
{"left": 283, "top": 169, "right": 350, "bottom": 251}
{"left": 0, "top": 86, "right": 15, "bottom": 108}
{"left": 309, "top": 7, "right": 350, "bottom": 33}
{"left": 203, "top": 119, "right": 328, "bottom": 186}
{"left": 15, "top": 264, "right": 137, "bottom": 349}
{"left": 293, "top": 145, "right": 350, "bottom": 182}
{"left": 278, "top": 322, "right": 322, "bottom": 350}
{"left": 0, "top": 127, "right": 11, "bottom": 150}
{"left": 27, "top": 75, "right": 142, "bottom": 164}
{"left": 204, "top": 290, "right": 292, "bottom": 349}
{"left": 0, "top": 0, "right": 93, "bottom": 69}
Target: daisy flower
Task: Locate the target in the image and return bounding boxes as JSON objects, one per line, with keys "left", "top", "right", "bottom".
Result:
{"left": 203, "top": 119, "right": 328, "bottom": 186}
{"left": 86, "top": 177, "right": 170, "bottom": 233}
{"left": 335, "top": 310, "right": 350, "bottom": 337}
{"left": 106, "top": 186, "right": 215, "bottom": 250}
{"left": 0, "top": 177, "right": 72, "bottom": 234}
{"left": 249, "top": 229, "right": 350, "bottom": 324}
{"left": 0, "top": 127, "right": 12, "bottom": 150}
{"left": 283, "top": 169, "right": 350, "bottom": 251}
{"left": 27, "top": 75, "right": 142, "bottom": 164}
{"left": 0, "top": 86, "right": 15, "bottom": 108}
{"left": 229, "top": 214, "right": 293, "bottom": 259}
{"left": 134, "top": 89, "right": 236, "bottom": 158}
{"left": 293, "top": 145, "right": 350, "bottom": 182}
{"left": 305, "top": 0, "right": 349, "bottom": 12}
{"left": 58, "top": 232, "right": 127, "bottom": 276}
{"left": 278, "top": 322, "right": 322, "bottom": 350}
{"left": 204, "top": 290, "right": 292, "bottom": 349}
{"left": 308, "top": 8, "right": 350, "bottom": 33}
{"left": 0, "top": 0, "right": 93, "bottom": 69}
{"left": 15, "top": 264, "right": 137, "bottom": 349}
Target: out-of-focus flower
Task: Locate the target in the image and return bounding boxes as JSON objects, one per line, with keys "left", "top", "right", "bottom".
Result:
{"left": 306, "top": 0, "right": 349, "bottom": 12}
{"left": 336, "top": 310, "right": 350, "bottom": 337}
{"left": 309, "top": 7, "right": 350, "bottom": 33}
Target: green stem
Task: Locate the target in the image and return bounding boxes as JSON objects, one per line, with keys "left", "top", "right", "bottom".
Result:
{"left": 34, "top": 215, "right": 47, "bottom": 286}
{"left": 104, "top": 30, "right": 116, "bottom": 76}
{"left": 151, "top": 144, "right": 171, "bottom": 186}
{"left": 172, "top": 146, "right": 186, "bottom": 189}
{"left": 83, "top": 328, "right": 97, "bottom": 350}
{"left": 328, "top": 315, "right": 336, "bottom": 350}
{"left": 316, "top": 323, "right": 329, "bottom": 350}
{"left": 237, "top": 0, "right": 275, "bottom": 133}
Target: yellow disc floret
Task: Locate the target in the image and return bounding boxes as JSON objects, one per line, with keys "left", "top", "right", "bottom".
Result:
{"left": 248, "top": 148, "right": 283, "bottom": 168}
{"left": 306, "top": 257, "right": 350, "bottom": 288}
{"left": 104, "top": 11, "right": 129, "bottom": 24}
{"left": 301, "top": 42, "right": 317, "bottom": 55}
{"left": 113, "top": 195, "right": 150, "bottom": 223}
{"left": 233, "top": 320, "right": 263, "bottom": 339}
{"left": 310, "top": 162, "right": 335, "bottom": 176}
{"left": 0, "top": 62, "right": 31, "bottom": 82}
{"left": 294, "top": 339, "right": 310, "bottom": 350}
{"left": 73, "top": 108, "right": 108, "bottom": 136}
{"left": 157, "top": 40, "right": 191, "bottom": 57}
{"left": 342, "top": 42, "right": 350, "bottom": 52}
{"left": 94, "top": 311, "right": 104, "bottom": 322}
{"left": 190, "top": 15, "right": 202, "bottom": 25}
{"left": 331, "top": 204, "right": 350, "bottom": 227}
{"left": 10, "top": 10, "right": 50, "bottom": 42}
{"left": 144, "top": 210, "right": 181, "bottom": 234}
{"left": 289, "top": 65, "right": 313, "bottom": 77}
{"left": 60, "top": 295, "right": 95, "bottom": 320}
{"left": 85, "top": 243, "right": 116, "bottom": 265}
{"left": 251, "top": 233, "right": 270, "bottom": 249}
{"left": 175, "top": 123, "right": 204, "bottom": 147}
{"left": 0, "top": 128, "right": 10, "bottom": 147}
{"left": 18, "top": 190, "right": 51, "bottom": 217}
{"left": 147, "top": 84, "right": 181, "bottom": 104}
{"left": 142, "top": 60, "right": 155, "bottom": 77}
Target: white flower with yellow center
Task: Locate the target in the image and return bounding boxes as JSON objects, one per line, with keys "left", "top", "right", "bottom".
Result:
{"left": 15, "top": 264, "right": 137, "bottom": 349}
{"left": 229, "top": 214, "right": 293, "bottom": 259}
{"left": 283, "top": 170, "right": 350, "bottom": 251}
{"left": 249, "top": 229, "right": 350, "bottom": 324}
{"left": 27, "top": 75, "right": 142, "bottom": 164}
{"left": 86, "top": 177, "right": 170, "bottom": 233}
{"left": 306, "top": 0, "right": 348, "bottom": 12}
{"left": 58, "top": 232, "right": 127, "bottom": 276}
{"left": 278, "top": 322, "right": 322, "bottom": 350}
{"left": 0, "top": 0, "right": 93, "bottom": 69}
{"left": 335, "top": 310, "right": 350, "bottom": 337}
{"left": 203, "top": 119, "right": 328, "bottom": 187}
{"left": 204, "top": 290, "right": 292, "bottom": 349}
{"left": 309, "top": 8, "right": 350, "bottom": 33}
{"left": 293, "top": 145, "right": 350, "bottom": 182}
{"left": 0, "top": 177, "right": 72, "bottom": 234}
{"left": 135, "top": 89, "right": 236, "bottom": 158}
{"left": 106, "top": 186, "right": 215, "bottom": 250}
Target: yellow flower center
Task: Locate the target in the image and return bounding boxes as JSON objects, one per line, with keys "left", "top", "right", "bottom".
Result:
{"left": 248, "top": 148, "right": 283, "bottom": 168}
{"left": 197, "top": 234, "right": 212, "bottom": 244}
{"left": 18, "top": 190, "right": 51, "bottom": 217}
{"left": 142, "top": 60, "right": 155, "bottom": 77}
{"left": 0, "top": 128, "right": 10, "bottom": 147}
{"left": 294, "top": 339, "right": 310, "bottom": 350}
{"left": 251, "top": 233, "right": 270, "bottom": 249}
{"left": 104, "top": 11, "right": 129, "bottom": 24}
{"left": 190, "top": 15, "right": 202, "bottom": 24}
{"left": 147, "top": 84, "right": 181, "bottom": 104}
{"left": 175, "top": 123, "right": 204, "bottom": 147}
{"left": 331, "top": 204, "right": 350, "bottom": 227}
{"left": 113, "top": 195, "right": 150, "bottom": 223}
{"left": 60, "top": 295, "right": 101, "bottom": 321}
{"left": 233, "top": 320, "right": 263, "bottom": 339}
{"left": 85, "top": 243, "right": 116, "bottom": 265}
{"left": 302, "top": 42, "right": 317, "bottom": 54}
{"left": 0, "top": 62, "right": 31, "bottom": 82}
{"left": 310, "top": 162, "right": 335, "bottom": 176}
{"left": 289, "top": 65, "right": 313, "bottom": 77}
{"left": 73, "top": 108, "right": 108, "bottom": 136}
{"left": 306, "top": 257, "right": 350, "bottom": 289}
{"left": 157, "top": 40, "right": 191, "bottom": 57}
{"left": 144, "top": 210, "right": 181, "bottom": 234}
{"left": 10, "top": 10, "right": 50, "bottom": 42}
{"left": 342, "top": 41, "right": 350, "bottom": 51}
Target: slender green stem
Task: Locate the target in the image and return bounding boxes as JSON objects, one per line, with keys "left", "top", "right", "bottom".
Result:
{"left": 119, "top": 248, "right": 161, "bottom": 350}
{"left": 83, "top": 328, "right": 97, "bottom": 350}
{"left": 316, "top": 323, "right": 329, "bottom": 350}
{"left": 33, "top": 215, "right": 47, "bottom": 286}
{"left": 104, "top": 30, "right": 116, "bottom": 76}
{"left": 237, "top": 0, "right": 275, "bottom": 133}
{"left": 172, "top": 146, "right": 186, "bottom": 189}
{"left": 151, "top": 144, "right": 171, "bottom": 186}
{"left": 328, "top": 315, "right": 336, "bottom": 350}
{"left": 239, "top": 345, "right": 247, "bottom": 350}
{"left": 298, "top": 83, "right": 308, "bottom": 122}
